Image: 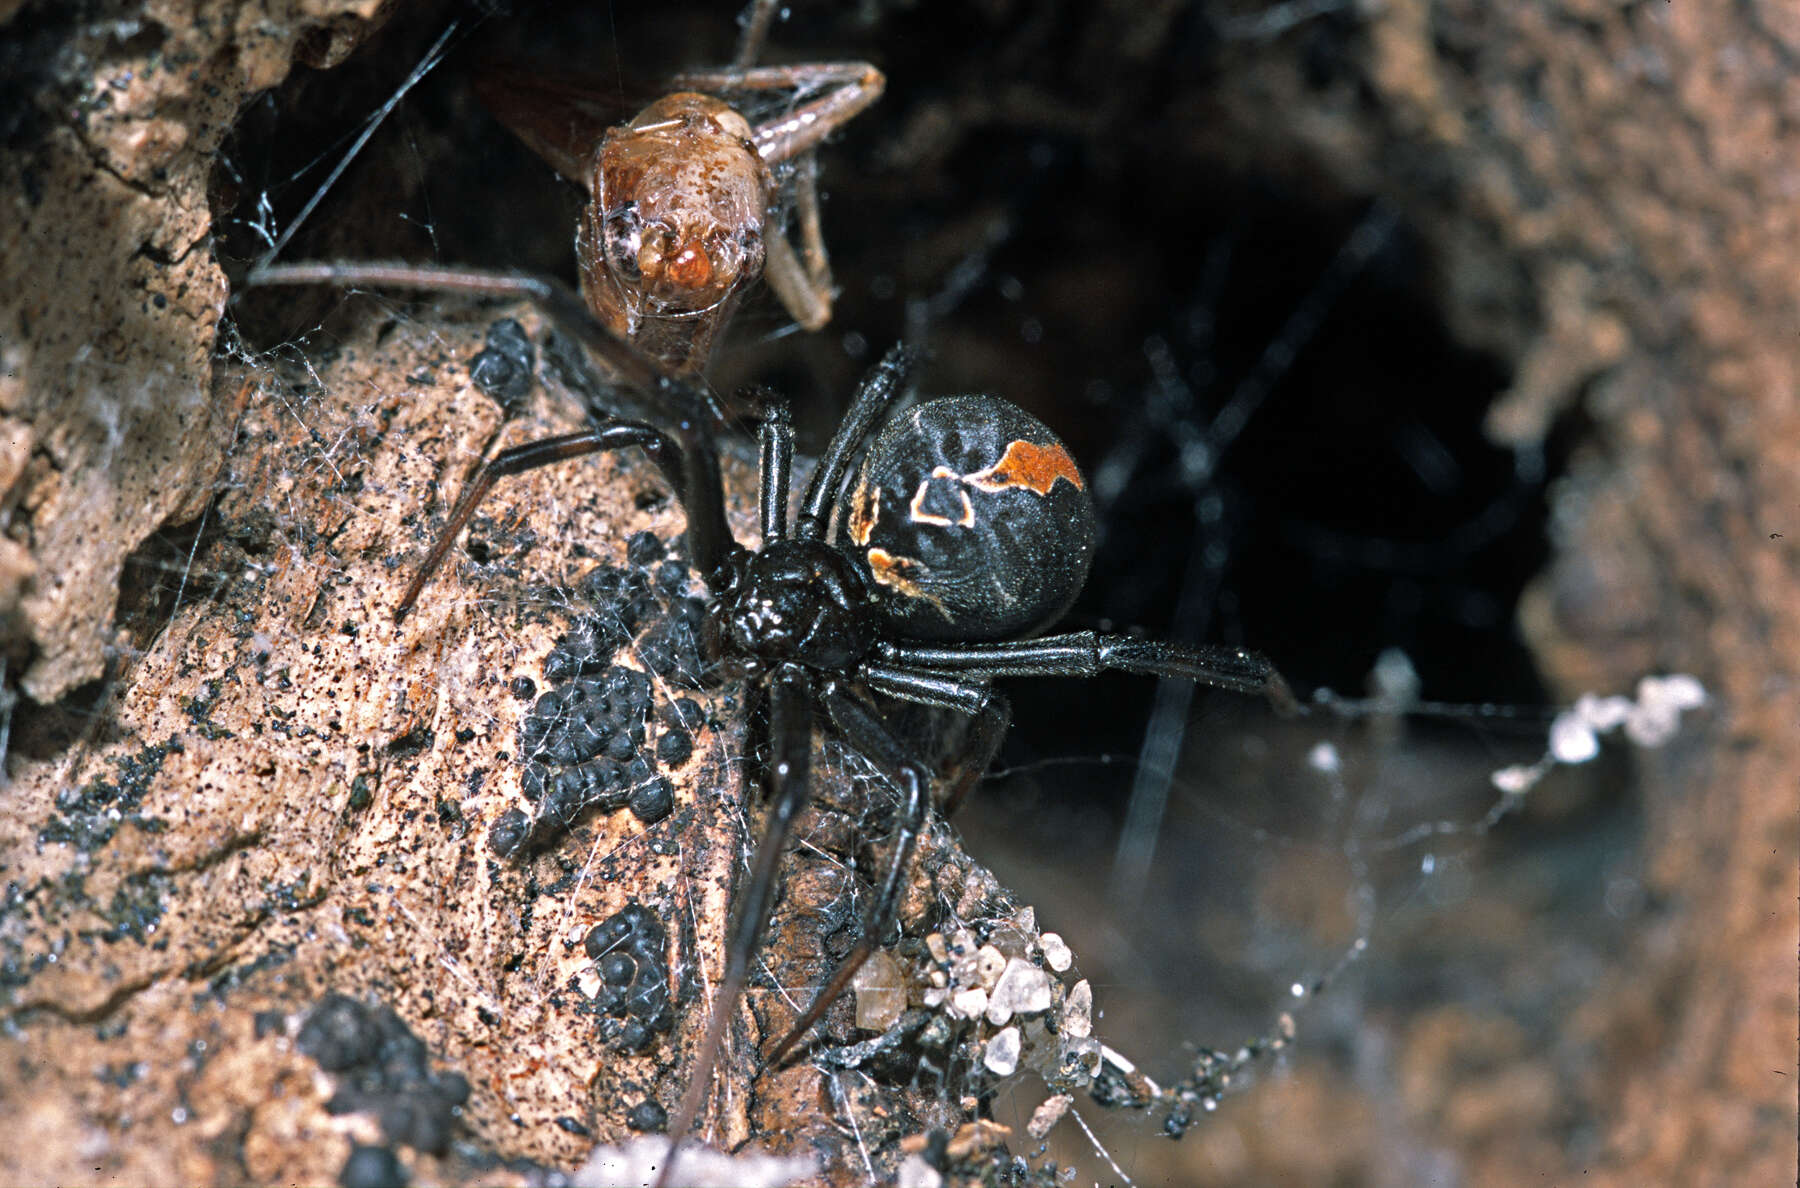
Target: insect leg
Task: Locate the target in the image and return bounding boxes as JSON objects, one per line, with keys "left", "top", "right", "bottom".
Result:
{"left": 242, "top": 262, "right": 726, "bottom": 428}
{"left": 790, "top": 154, "right": 831, "bottom": 285}
{"left": 761, "top": 154, "right": 834, "bottom": 331}
{"left": 670, "top": 62, "right": 886, "bottom": 164}
{"left": 730, "top": 0, "right": 779, "bottom": 70}
{"left": 670, "top": 50, "right": 879, "bottom": 331}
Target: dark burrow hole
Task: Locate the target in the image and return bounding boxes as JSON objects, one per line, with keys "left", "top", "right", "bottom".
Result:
{"left": 113, "top": 500, "right": 241, "bottom": 649}
{"left": 7, "top": 495, "right": 243, "bottom": 765}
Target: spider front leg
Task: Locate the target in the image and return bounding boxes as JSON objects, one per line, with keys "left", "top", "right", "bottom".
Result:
{"left": 795, "top": 343, "right": 922, "bottom": 540}
{"left": 393, "top": 414, "right": 732, "bottom": 621}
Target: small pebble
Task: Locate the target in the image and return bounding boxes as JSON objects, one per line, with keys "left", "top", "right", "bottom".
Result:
{"left": 467, "top": 318, "right": 535, "bottom": 410}
{"left": 340, "top": 1144, "right": 408, "bottom": 1188}
{"left": 986, "top": 958, "right": 1052, "bottom": 1025}
{"left": 852, "top": 949, "right": 907, "bottom": 1031}
{"left": 625, "top": 1100, "right": 667, "bottom": 1132}
{"left": 897, "top": 1154, "right": 944, "bottom": 1188}
{"left": 663, "top": 697, "right": 705, "bottom": 730}
{"left": 487, "top": 808, "right": 530, "bottom": 858}
{"left": 973, "top": 944, "right": 1006, "bottom": 990}
{"left": 982, "top": 1026, "right": 1021, "bottom": 1076}
{"left": 628, "top": 777, "right": 673, "bottom": 825}
{"left": 950, "top": 987, "right": 987, "bottom": 1020}
{"left": 655, "top": 727, "right": 693, "bottom": 767}
{"left": 1061, "top": 978, "right": 1093, "bottom": 1038}
{"left": 626, "top": 530, "right": 663, "bottom": 568}
{"left": 1027, "top": 1093, "right": 1073, "bottom": 1139}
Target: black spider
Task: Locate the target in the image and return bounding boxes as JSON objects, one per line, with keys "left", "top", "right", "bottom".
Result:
{"left": 393, "top": 343, "right": 1297, "bottom": 1169}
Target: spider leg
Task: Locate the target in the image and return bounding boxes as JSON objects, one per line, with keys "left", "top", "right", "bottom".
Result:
{"left": 858, "top": 663, "right": 1012, "bottom": 818}
{"left": 758, "top": 398, "right": 793, "bottom": 542}
{"left": 394, "top": 414, "right": 734, "bottom": 619}
{"left": 878, "top": 631, "right": 1303, "bottom": 715}
{"left": 660, "top": 664, "right": 813, "bottom": 1185}
{"left": 938, "top": 693, "right": 1011, "bottom": 818}
{"left": 760, "top": 678, "right": 937, "bottom": 1067}
{"left": 796, "top": 343, "right": 921, "bottom": 540}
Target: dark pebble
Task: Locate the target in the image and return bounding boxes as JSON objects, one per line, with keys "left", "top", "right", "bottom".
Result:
{"left": 617, "top": 1019, "right": 652, "bottom": 1052}
{"left": 653, "top": 560, "right": 687, "bottom": 597}
{"left": 655, "top": 727, "right": 692, "bottom": 767}
{"left": 663, "top": 698, "right": 705, "bottom": 730}
{"left": 598, "top": 952, "right": 635, "bottom": 986}
{"left": 298, "top": 994, "right": 381, "bottom": 1072}
{"left": 468, "top": 318, "right": 535, "bottom": 410}
{"left": 488, "top": 808, "right": 530, "bottom": 859}
{"left": 628, "top": 778, "right": 673, "bottom": 825}
{"left": 625, "top": 1100, "right": 667, "bottom": 1132}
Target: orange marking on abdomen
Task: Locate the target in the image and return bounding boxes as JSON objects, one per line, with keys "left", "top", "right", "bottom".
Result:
{"left": 848, "top": 477, "right": 881, "bottom": 546}
{"left": 865, "top": 548, "right": 952, "bottom": 621}
{"left": 865, "top": 547, "right": 917, "bottom": 586}
{"left": 965, "top": 439, "right": 1084, "bottom": 496}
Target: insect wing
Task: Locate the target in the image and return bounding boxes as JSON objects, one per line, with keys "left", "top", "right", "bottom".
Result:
{"left": 472, "top": 65, "right": 642, "bottom": 188}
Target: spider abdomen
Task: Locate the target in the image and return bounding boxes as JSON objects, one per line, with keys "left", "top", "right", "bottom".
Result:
{"left": 845, "top": 395, "right": 1097, "bottom": 641}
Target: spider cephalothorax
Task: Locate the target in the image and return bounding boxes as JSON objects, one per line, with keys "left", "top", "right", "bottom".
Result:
{"left": 710, "top": 538, "right": 878, "bottom": 672}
